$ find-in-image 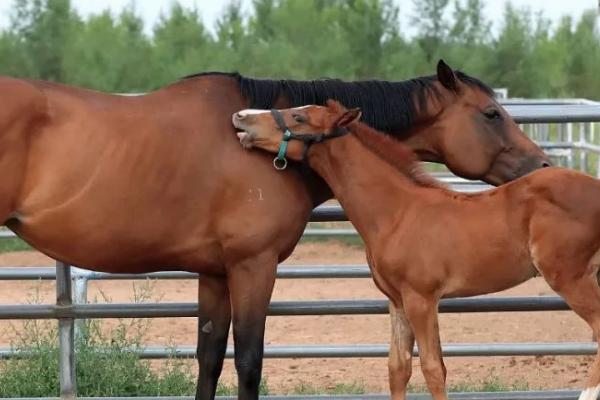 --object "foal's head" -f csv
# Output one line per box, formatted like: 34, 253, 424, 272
232, 102, 360, 164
